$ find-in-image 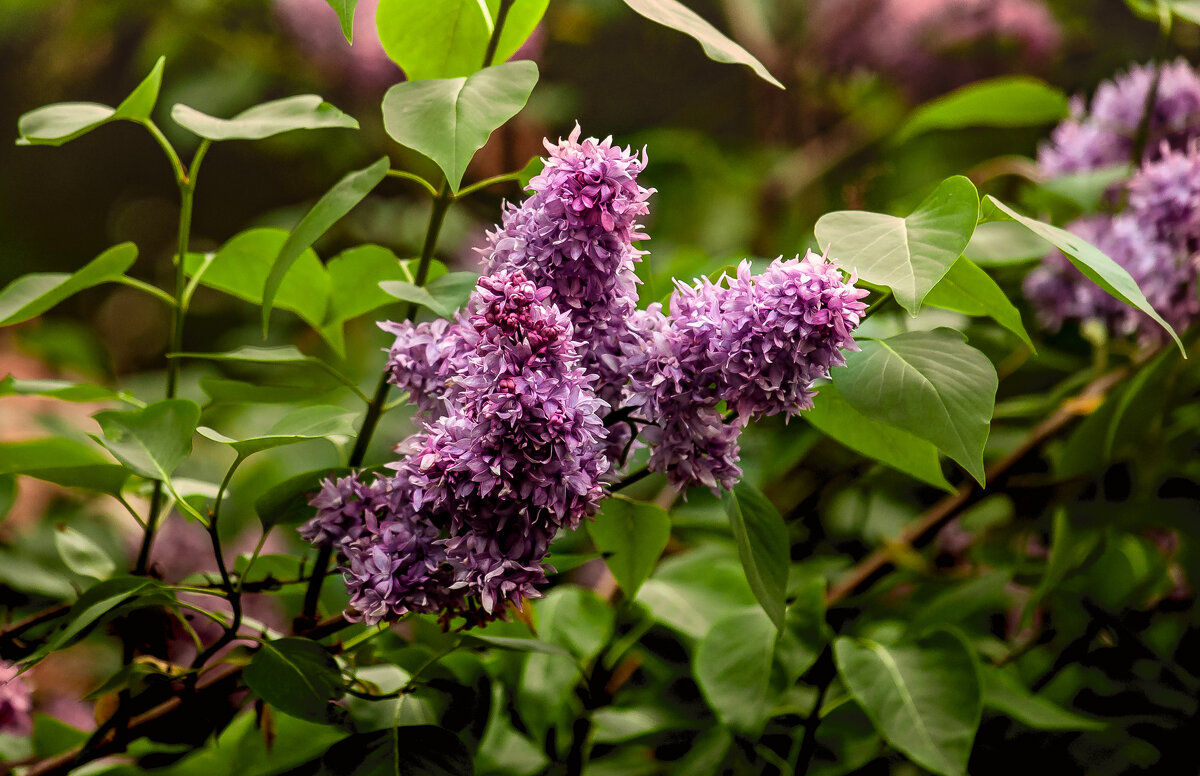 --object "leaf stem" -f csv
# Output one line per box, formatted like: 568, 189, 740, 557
482, 0, 516, 68
190, 457, 244, 668
455, 170, 522, 198
386, 168, 439, 198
